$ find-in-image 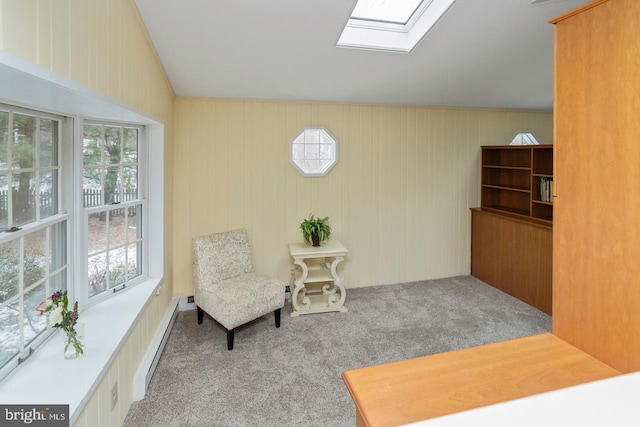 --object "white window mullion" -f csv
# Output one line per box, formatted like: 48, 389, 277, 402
6, 112, 14, 229
73, 116, 87, 309
35, 117, 41, 222
119, 126, 124, 203
105, 209, 110, 290
17, 236, 25, 358
44, 226, 51, 297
